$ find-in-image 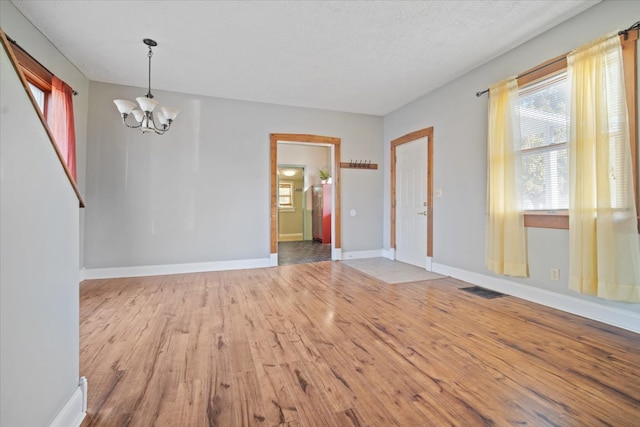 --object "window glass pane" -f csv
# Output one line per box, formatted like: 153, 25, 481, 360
517, 73, 569, 210
518, 74, 568, 149
28, 82, 45, 113
279, 182, 293, 208
520, 147, 568, 210
279, 196, 291, 205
